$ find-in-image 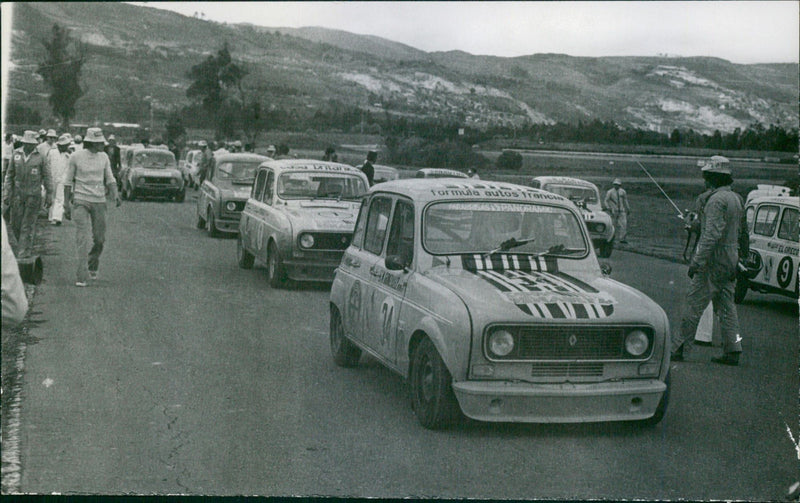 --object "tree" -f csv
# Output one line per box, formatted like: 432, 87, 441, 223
37, 23, 85, 127
496, 150, 523, 171
164, 111, 186, 144
185, 42, 247, 136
